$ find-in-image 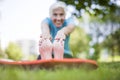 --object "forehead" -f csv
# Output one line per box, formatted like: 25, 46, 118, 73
52, 7, 65, 14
